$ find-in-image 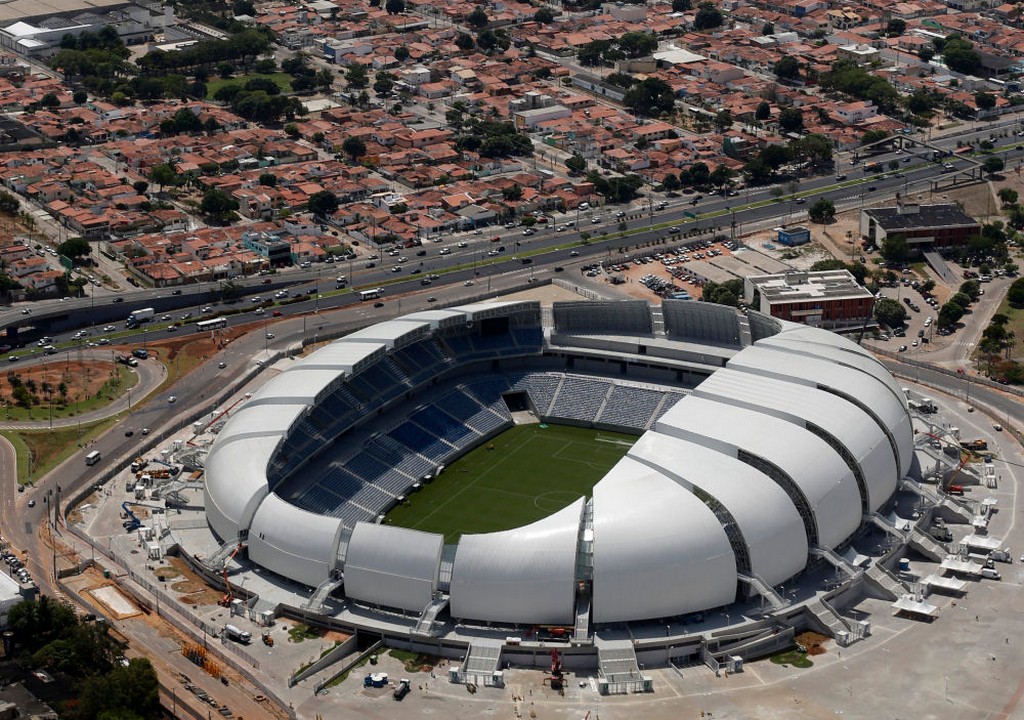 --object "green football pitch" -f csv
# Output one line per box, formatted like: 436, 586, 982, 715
384, 424, 637, 543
